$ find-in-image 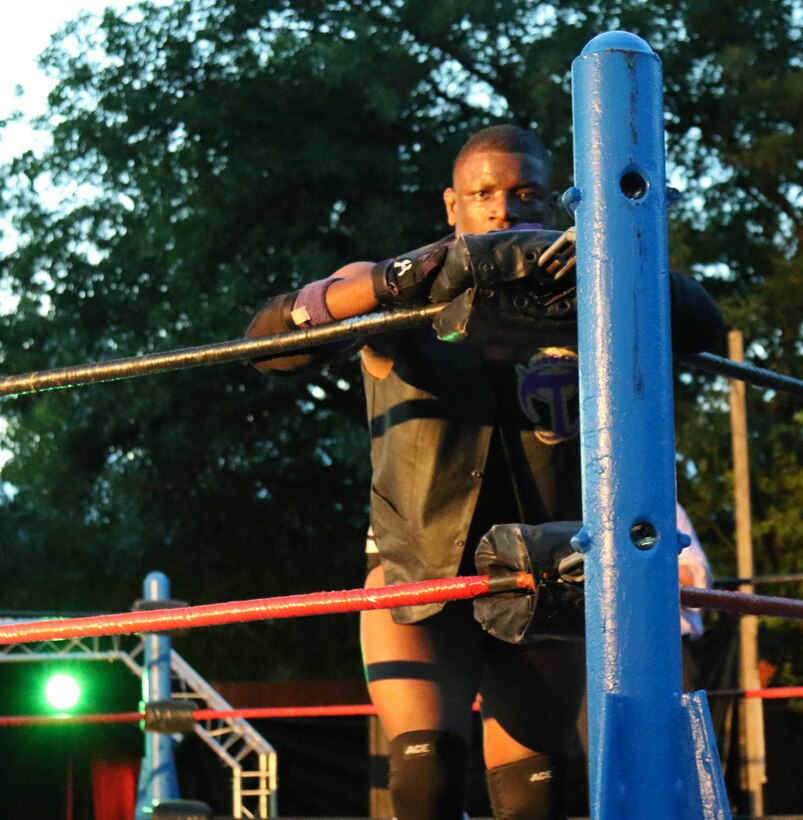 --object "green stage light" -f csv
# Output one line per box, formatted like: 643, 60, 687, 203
45, 673, 81, 711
